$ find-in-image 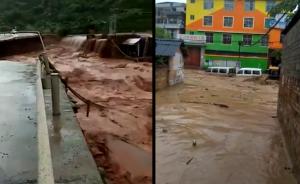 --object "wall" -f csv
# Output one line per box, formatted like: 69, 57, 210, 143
278, 17, 300, 182
188, 31, 268, 53
185, 0, 283, 53
205, 55, 268, 71
186, 0, 280, 33
156, 67, 169, 91
269, 28, 283, 49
